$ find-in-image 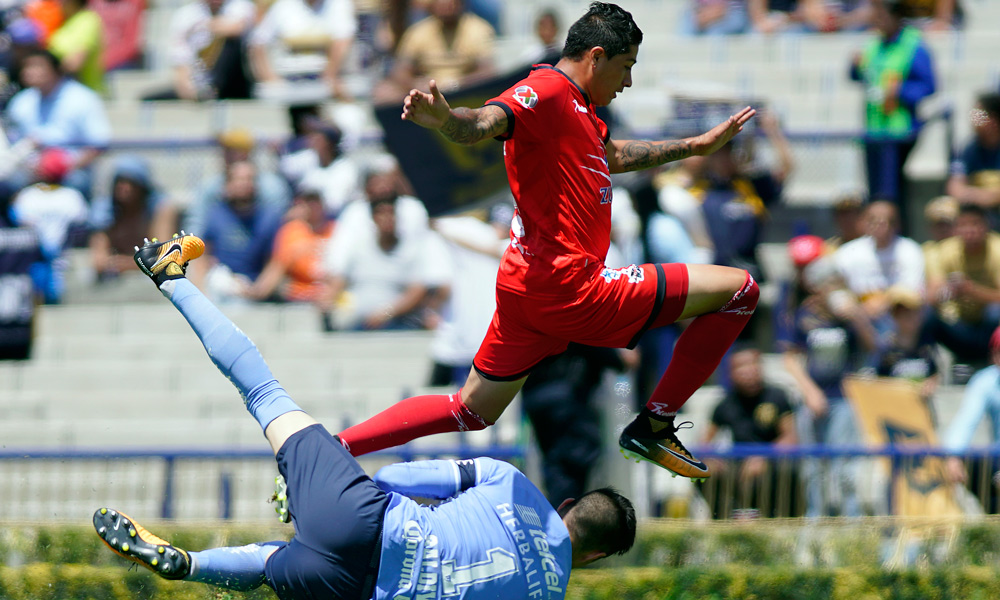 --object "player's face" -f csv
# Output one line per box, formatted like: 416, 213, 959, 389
590, 45, 637, 106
